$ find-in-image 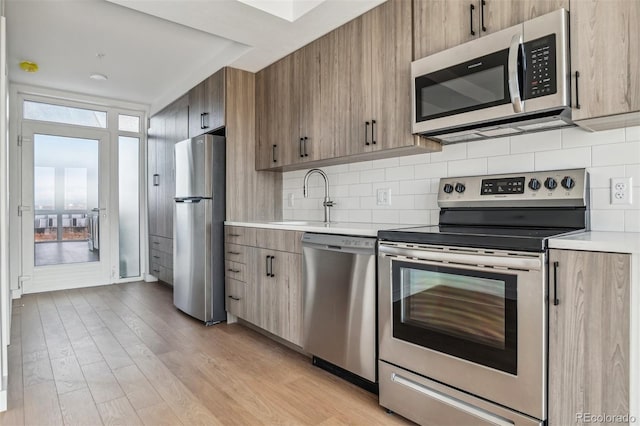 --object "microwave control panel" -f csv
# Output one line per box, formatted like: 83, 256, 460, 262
524, 34, 557, 99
